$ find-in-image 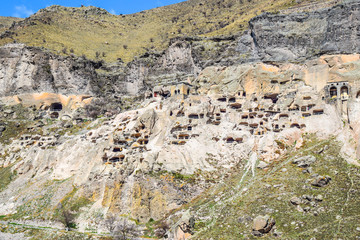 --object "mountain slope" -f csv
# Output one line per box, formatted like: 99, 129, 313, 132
0, 17, 22, 31
0, 0, 330, 63
164, 136, 360, 239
